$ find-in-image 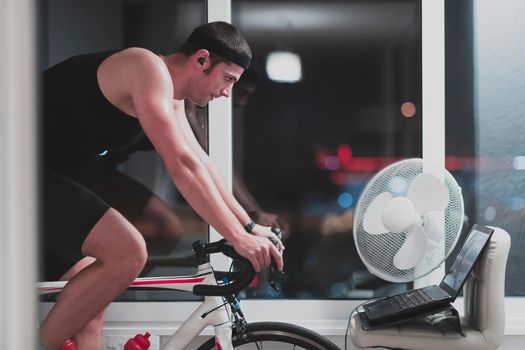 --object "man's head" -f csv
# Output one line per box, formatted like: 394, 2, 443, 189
178, 21, 252, 107
179, 21, 252, 71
